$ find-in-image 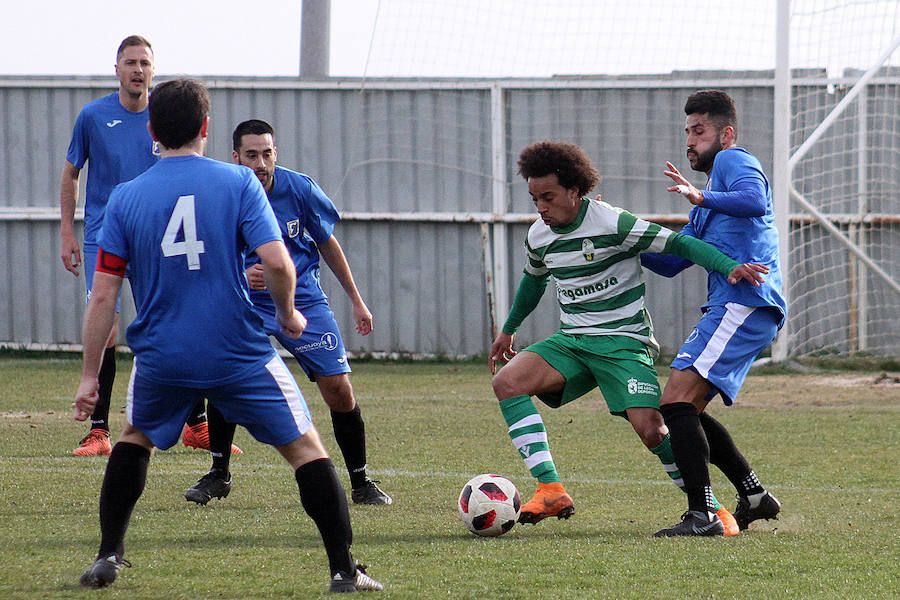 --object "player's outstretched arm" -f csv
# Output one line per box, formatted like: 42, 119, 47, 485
318, 235, 373, 335
60, 161, 82, 276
